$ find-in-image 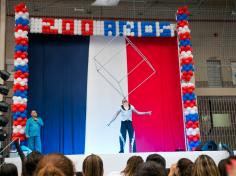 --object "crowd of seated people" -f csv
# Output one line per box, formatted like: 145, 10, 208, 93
0, 152, 236, 176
